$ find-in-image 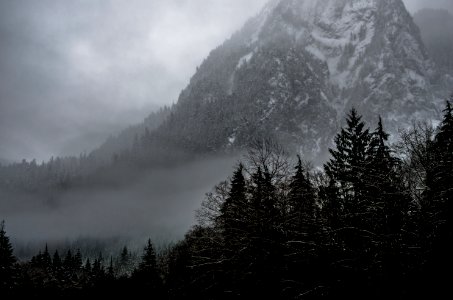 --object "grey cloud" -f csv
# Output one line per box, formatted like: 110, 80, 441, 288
404, 0, 453, 13
0, 0, 266, 162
